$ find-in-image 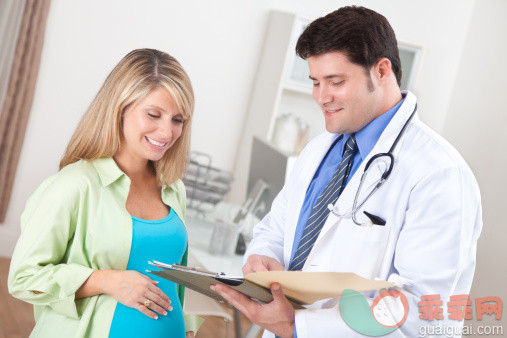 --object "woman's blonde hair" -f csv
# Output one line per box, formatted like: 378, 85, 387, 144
60, 48, 194, 186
